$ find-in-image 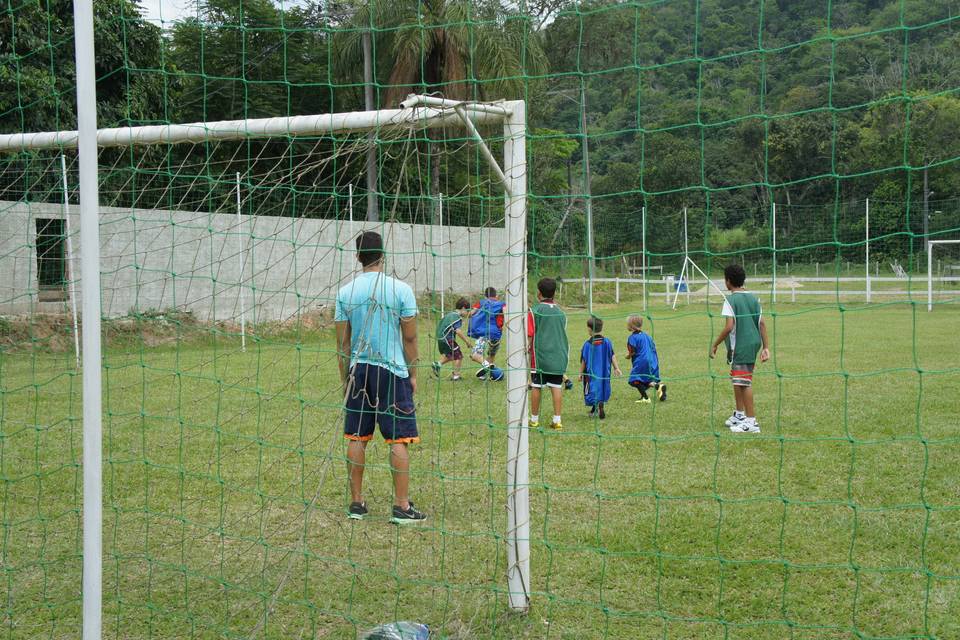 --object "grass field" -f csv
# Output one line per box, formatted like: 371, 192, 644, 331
2, 298, 959, 639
